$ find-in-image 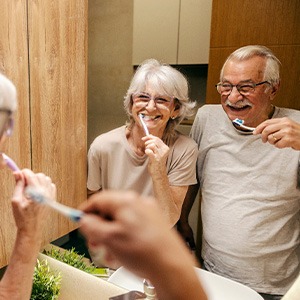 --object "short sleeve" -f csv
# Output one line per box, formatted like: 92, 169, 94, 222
87, 142, 102, 191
